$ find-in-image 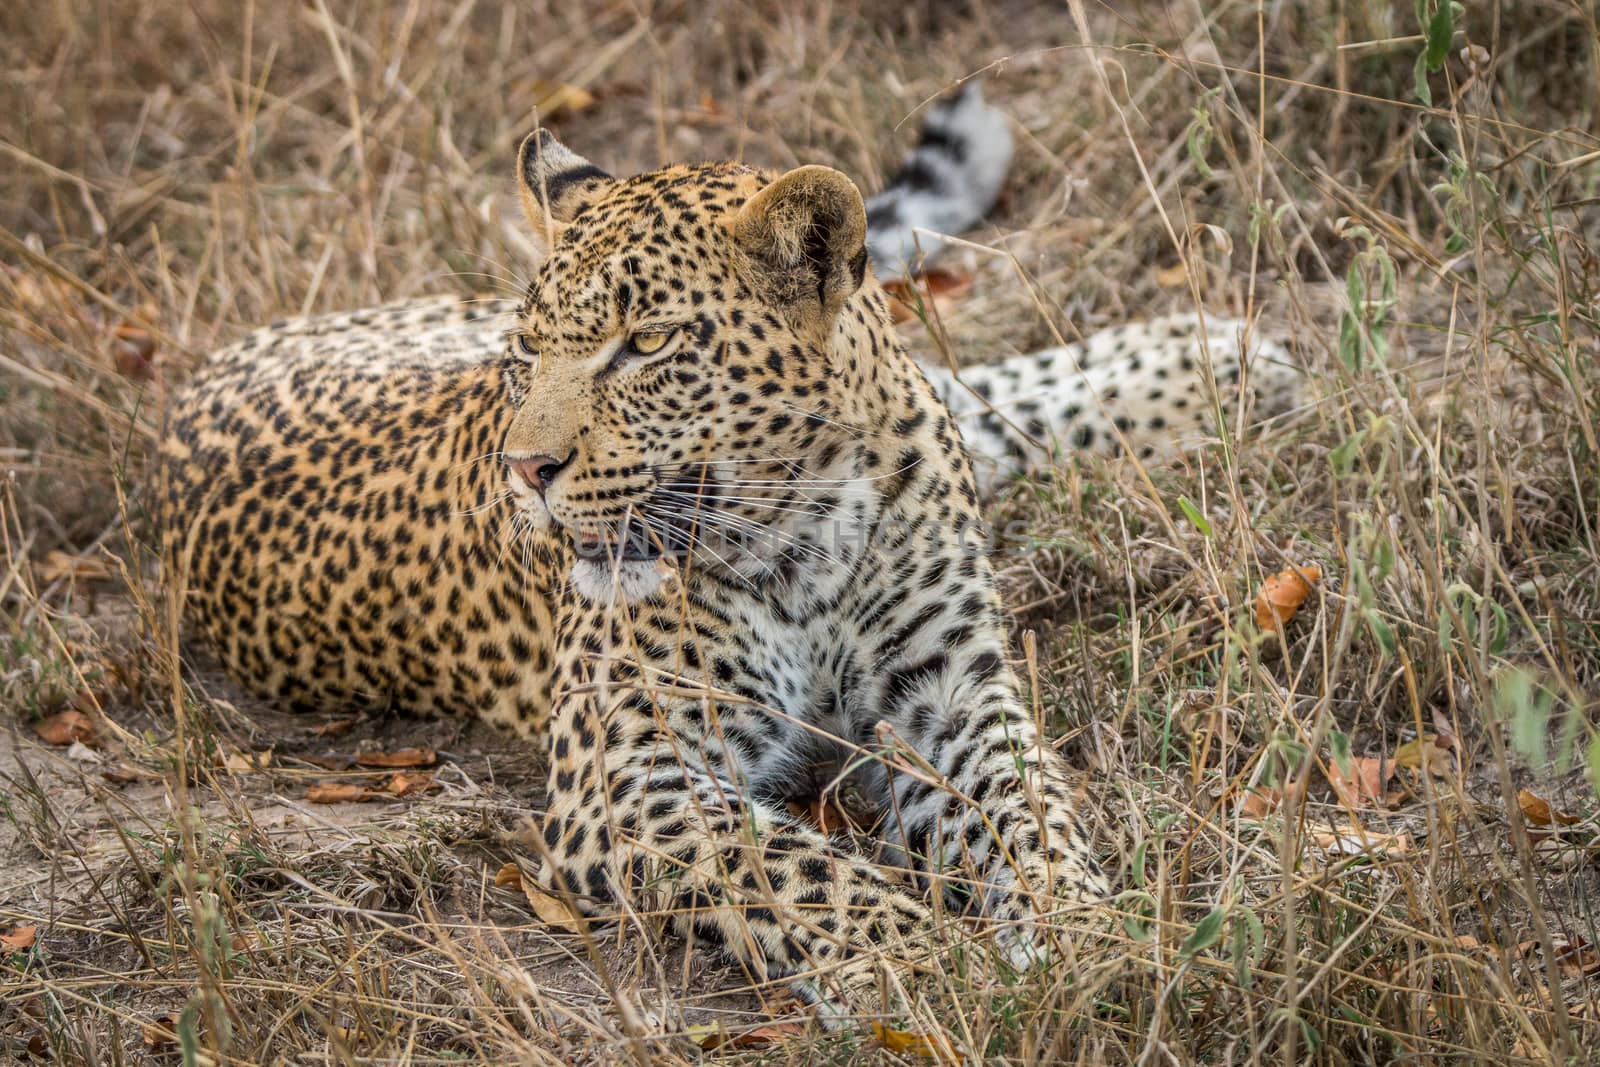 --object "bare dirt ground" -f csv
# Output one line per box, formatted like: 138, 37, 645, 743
4, 0, 1600, 1063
